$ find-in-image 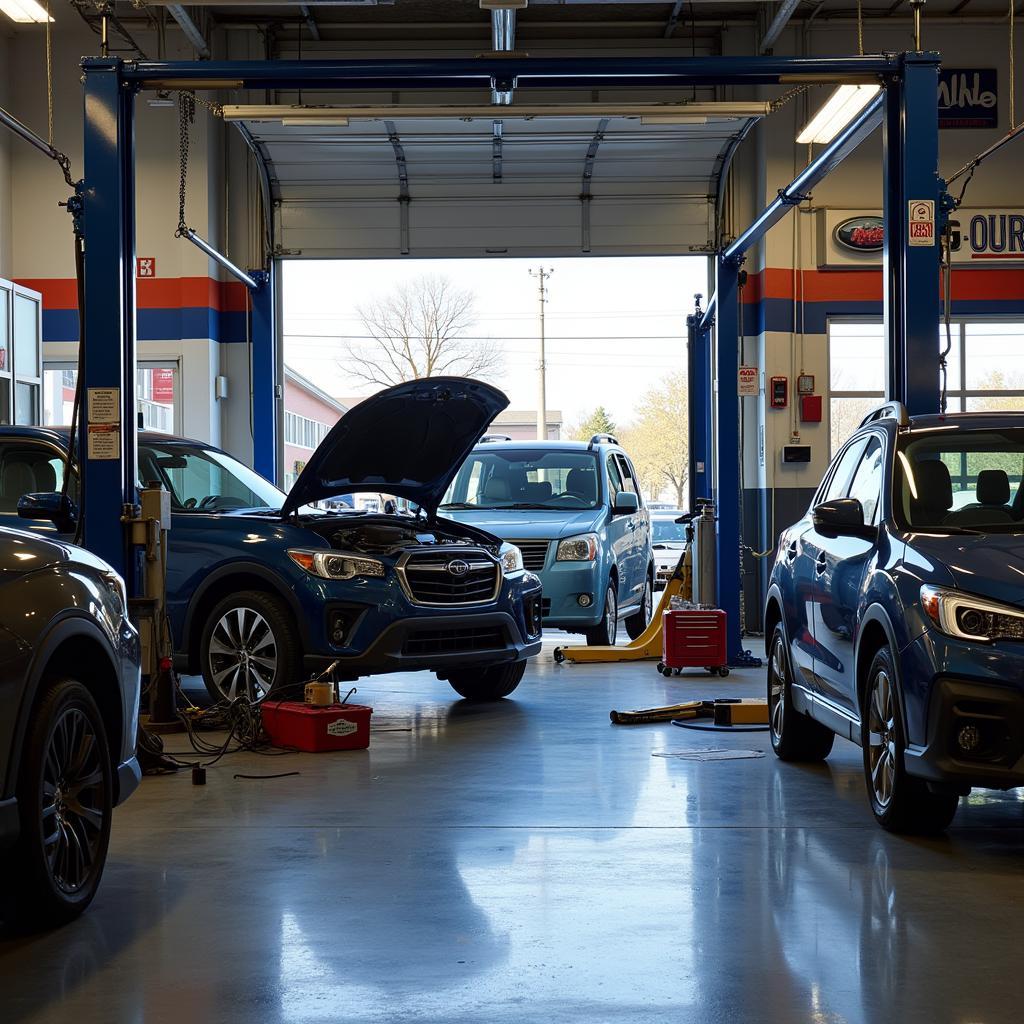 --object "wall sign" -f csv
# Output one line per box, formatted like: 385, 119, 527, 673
908, 200, 936, 247
738, 365, 759, 396
136, 257, 157, 278
819, 209, 1024, 268
939, 68, 998, 129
